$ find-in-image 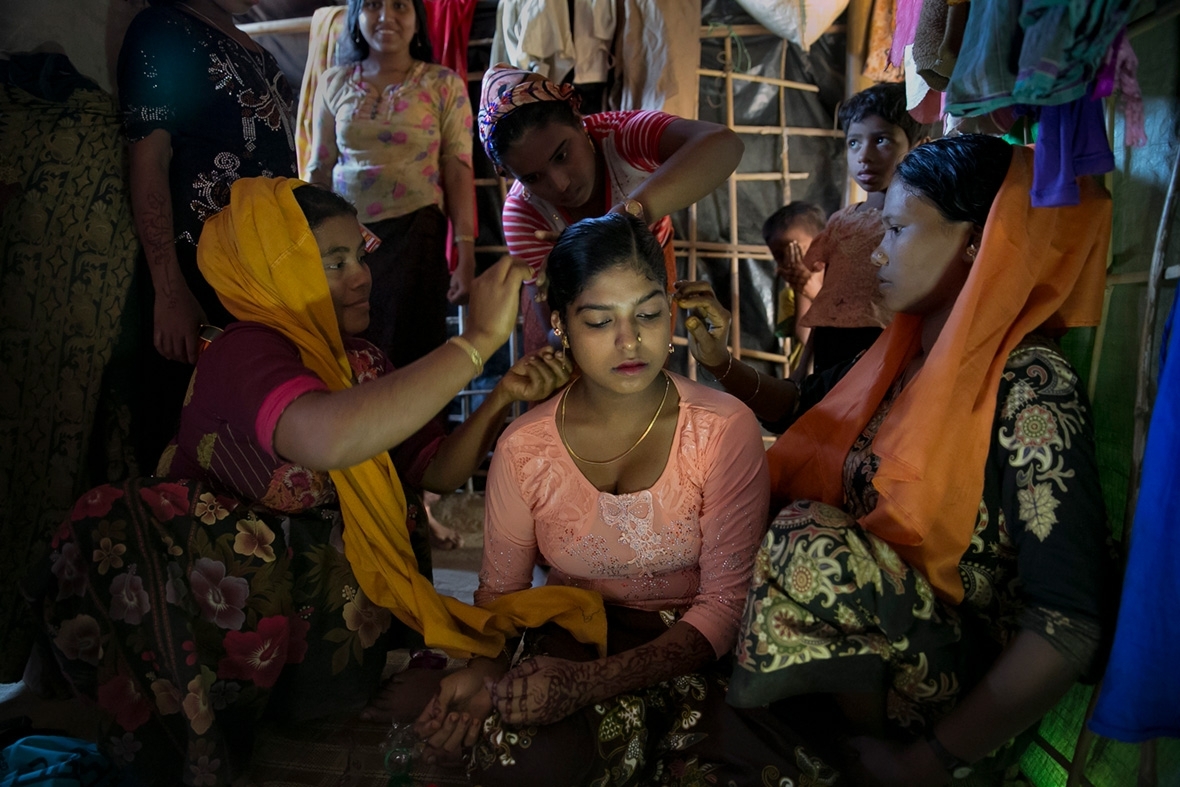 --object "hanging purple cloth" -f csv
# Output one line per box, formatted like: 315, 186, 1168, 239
1031, 94, 1113, 207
